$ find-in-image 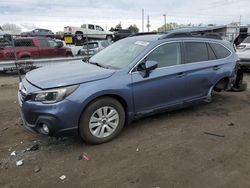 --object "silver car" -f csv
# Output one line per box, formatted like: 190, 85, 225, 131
77, 40, 111, 56
236, 36, 250, 69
